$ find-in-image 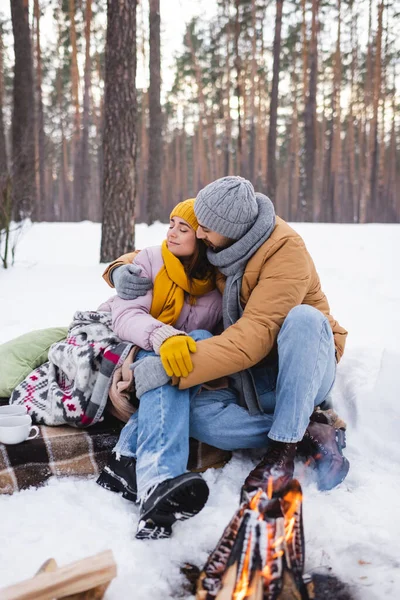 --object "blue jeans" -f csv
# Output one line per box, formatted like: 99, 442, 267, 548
114, 305, 336, 498
114, 330, 208, 500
